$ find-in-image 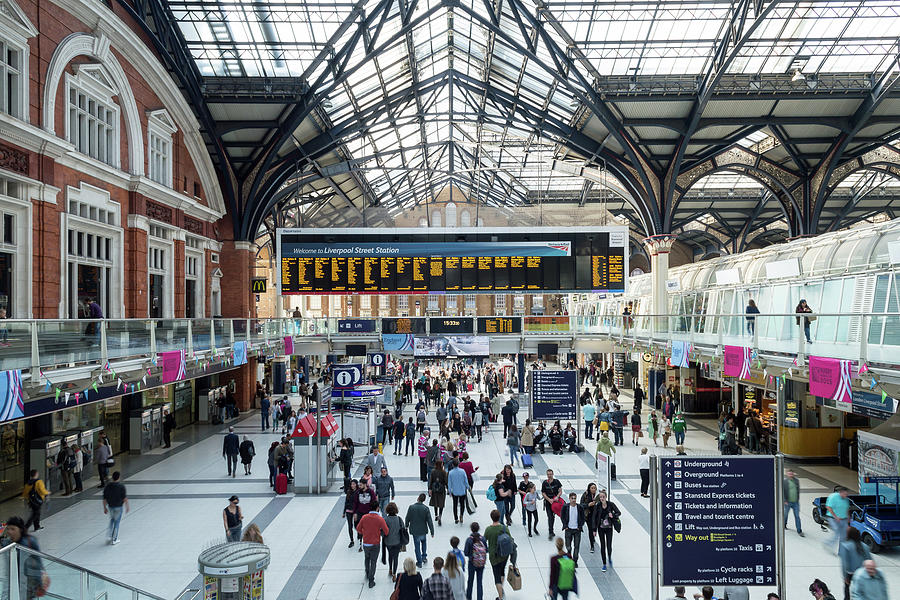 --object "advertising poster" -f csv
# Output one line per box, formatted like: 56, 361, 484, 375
233, 341, 248, 366
524, 316, 571, 332
0, 369, 25, 423
808, 356, 853, 405
282, 336, 294, 356
723, 345, 750, 379
858, 431, 900, 494
382, 334, 414, 353
160, 350, 187, 384
669, 341, 689, 368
